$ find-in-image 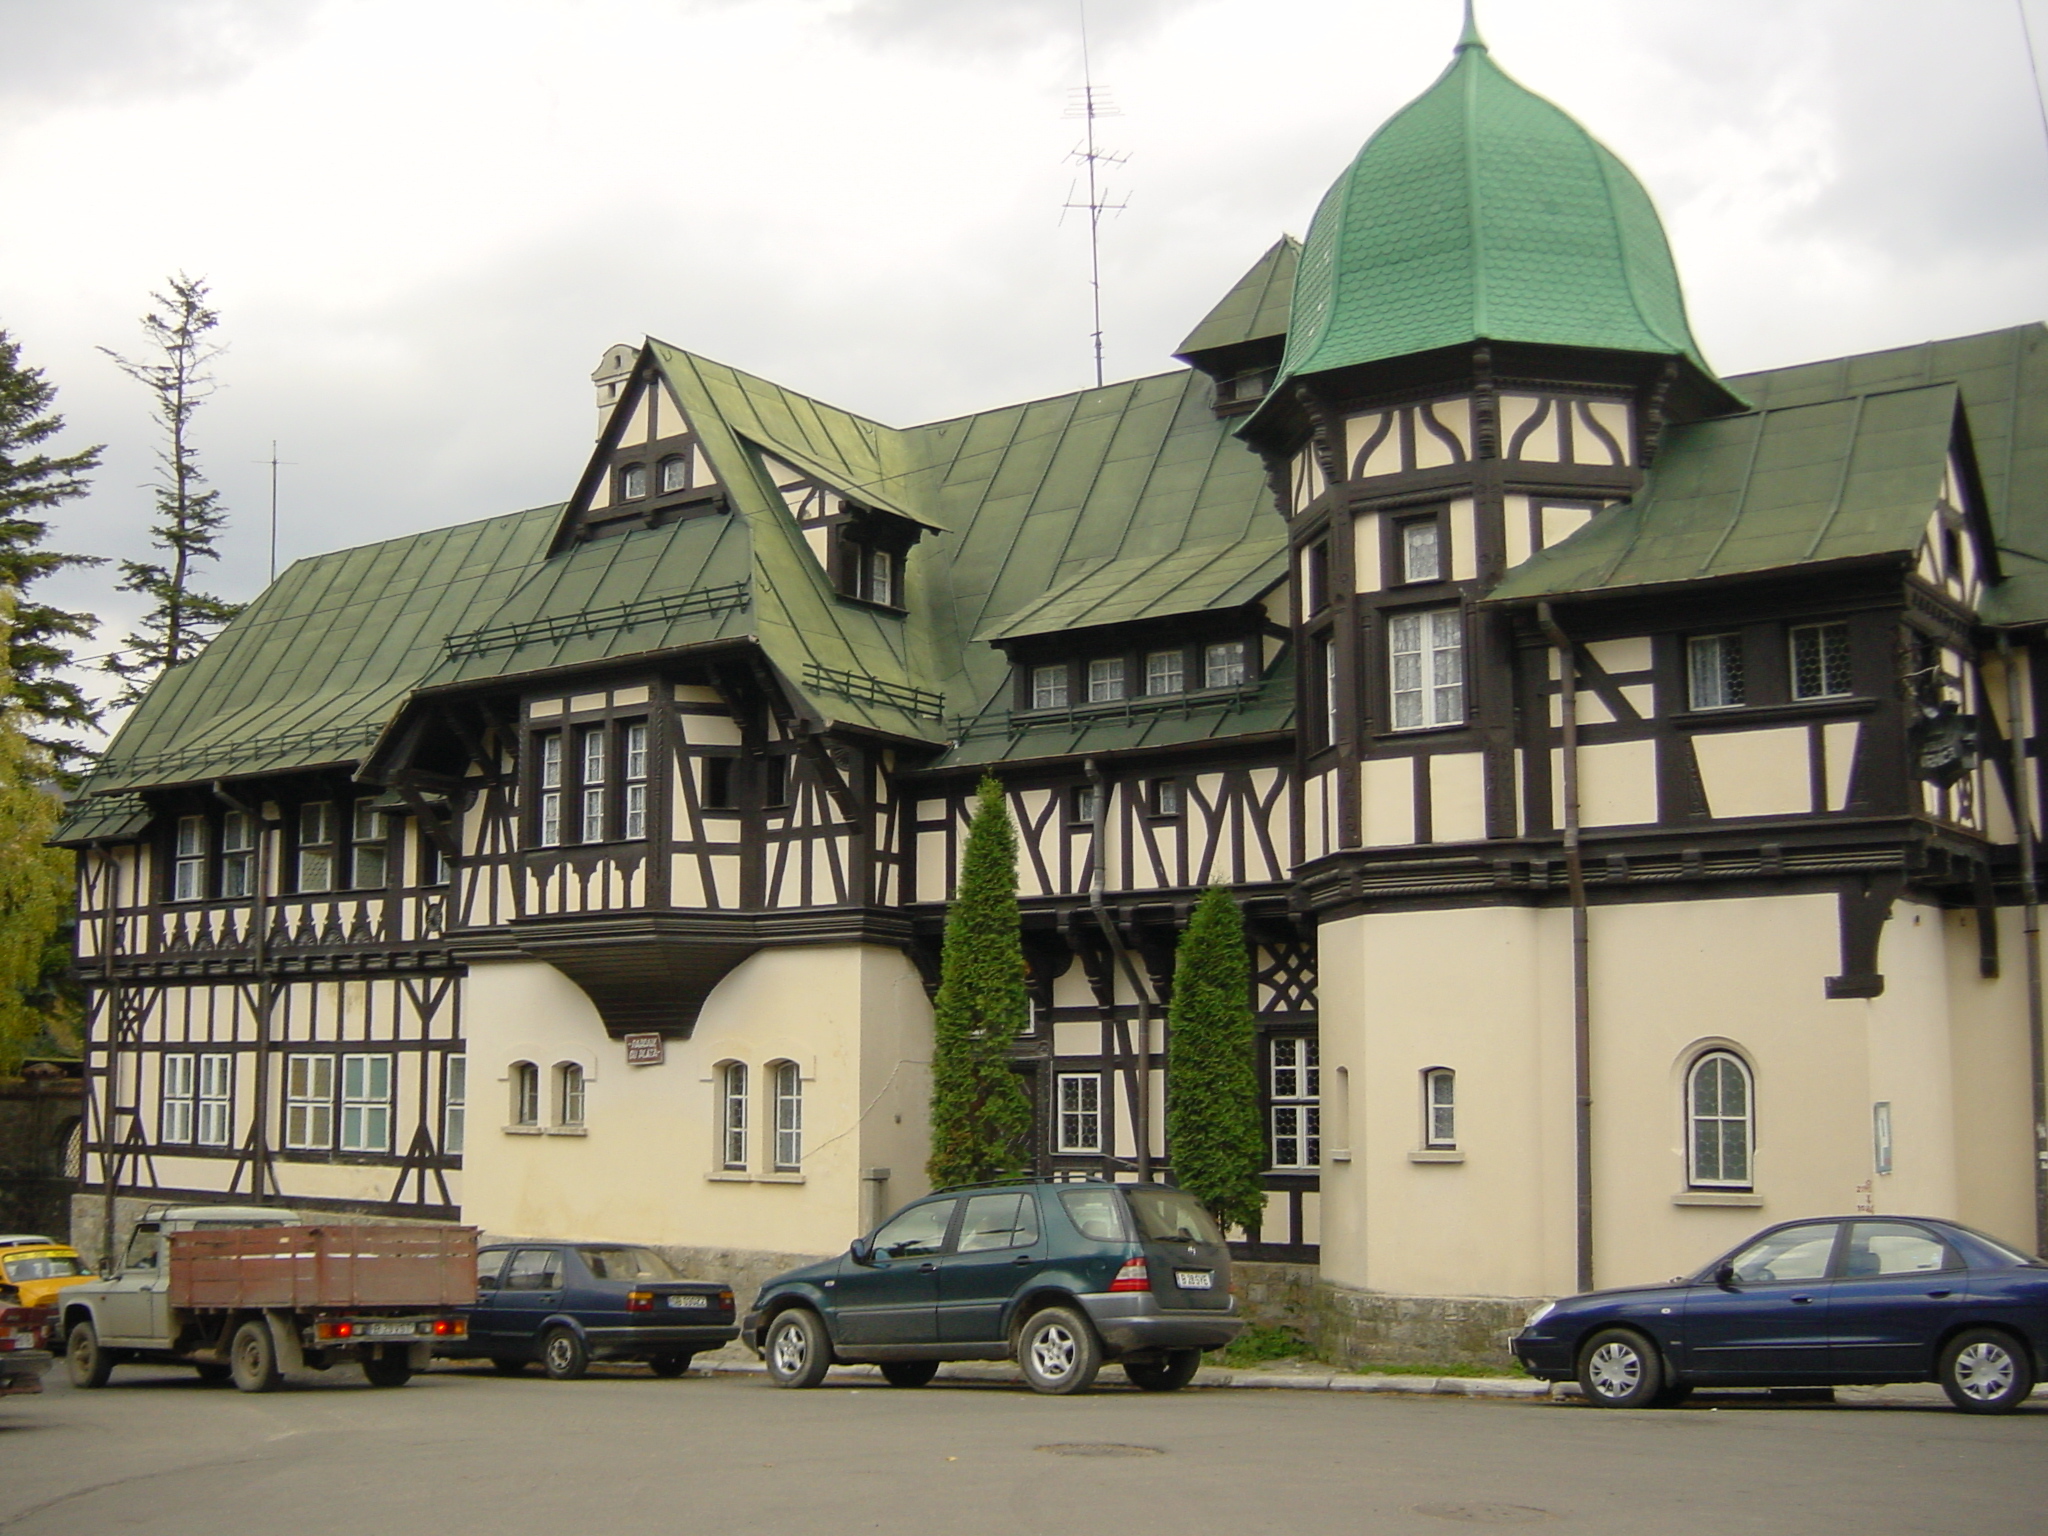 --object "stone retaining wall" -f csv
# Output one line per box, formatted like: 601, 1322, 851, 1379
1233, 1260, 1541, 1372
